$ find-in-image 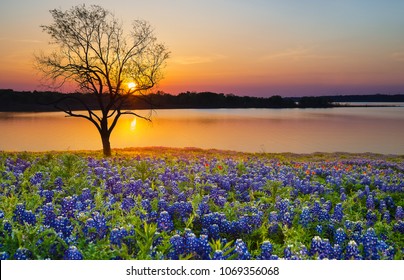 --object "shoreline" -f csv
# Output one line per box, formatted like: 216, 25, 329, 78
0, 103, 402, 113
2, 146, 403, 161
